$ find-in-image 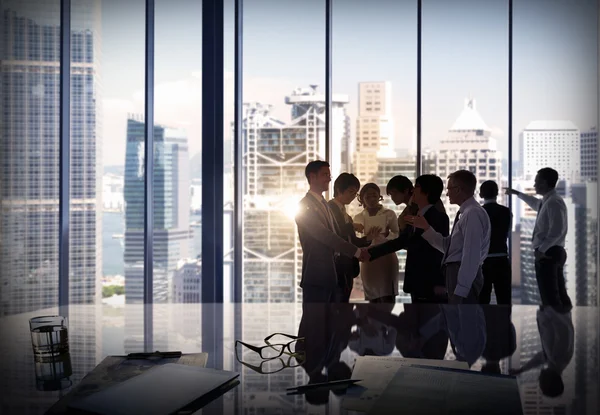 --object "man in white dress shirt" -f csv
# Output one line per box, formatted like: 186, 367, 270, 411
505, 167, 572, 312
406, 170, 491, 304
